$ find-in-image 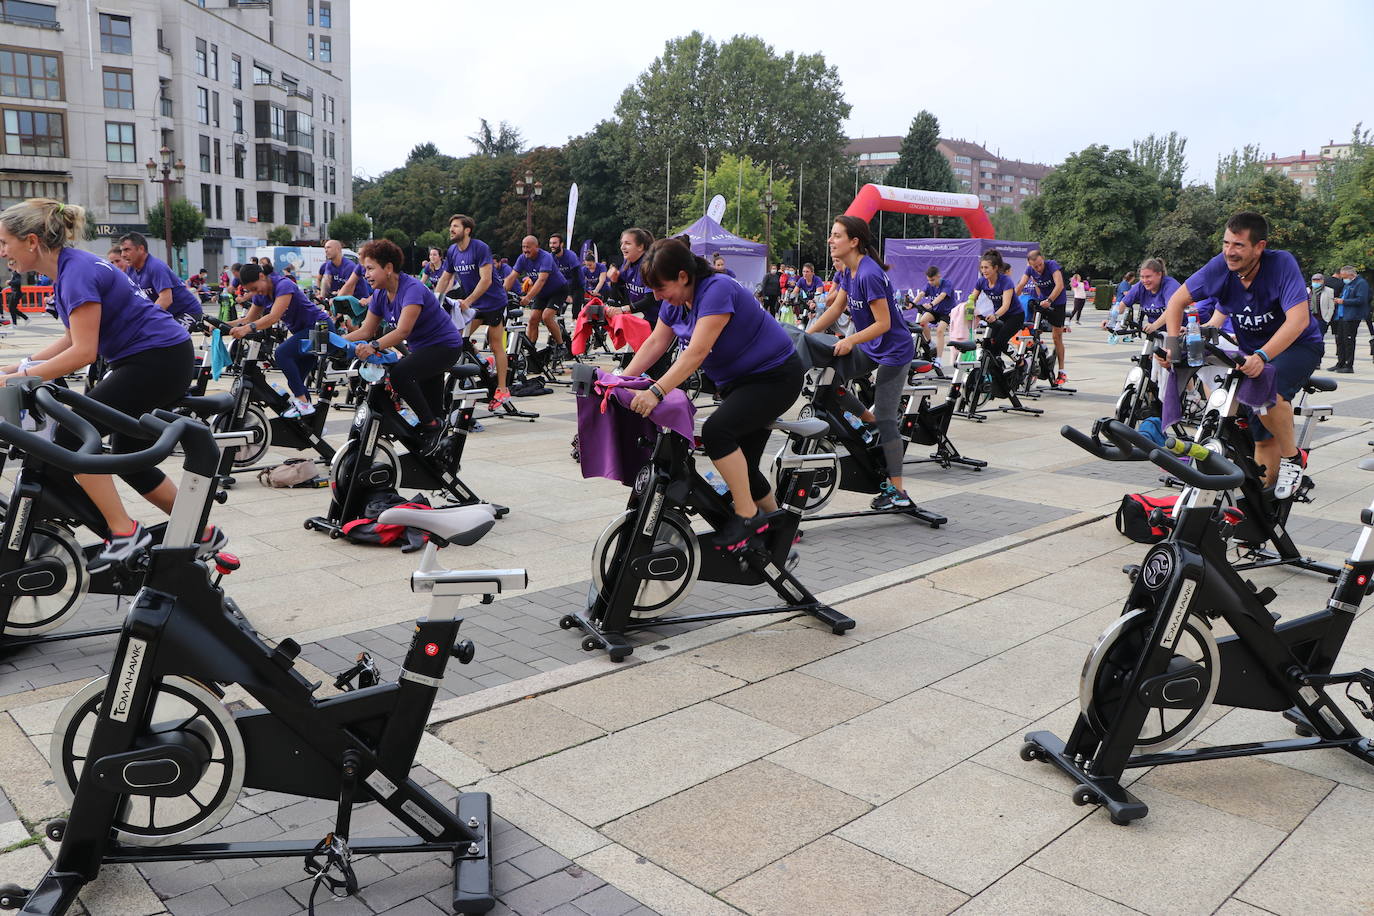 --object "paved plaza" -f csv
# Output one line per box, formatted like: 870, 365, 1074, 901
1, 316, 1373, 915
